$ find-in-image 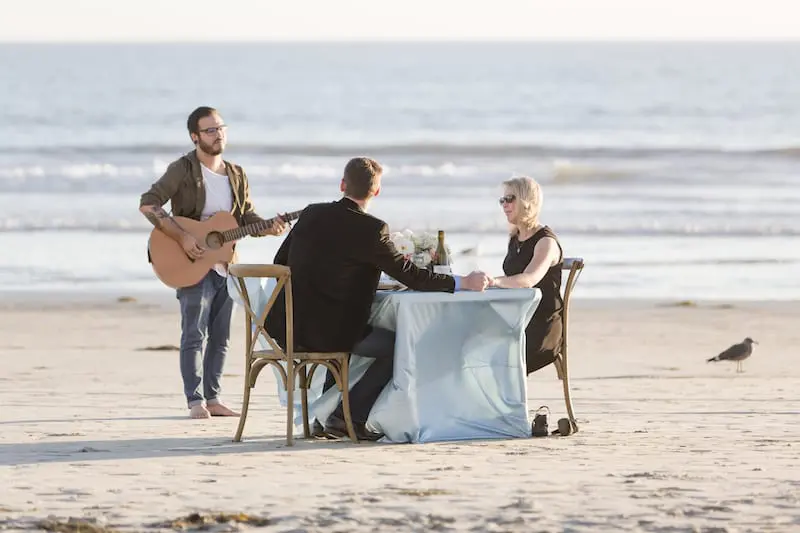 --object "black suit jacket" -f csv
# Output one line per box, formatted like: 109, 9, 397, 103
266, 198, 455, 352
